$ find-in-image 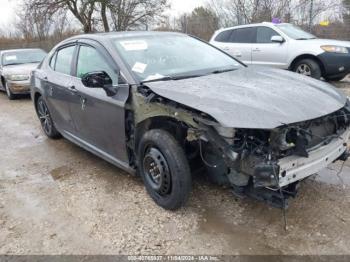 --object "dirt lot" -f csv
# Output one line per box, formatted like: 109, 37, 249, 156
1, 77, 350, 255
